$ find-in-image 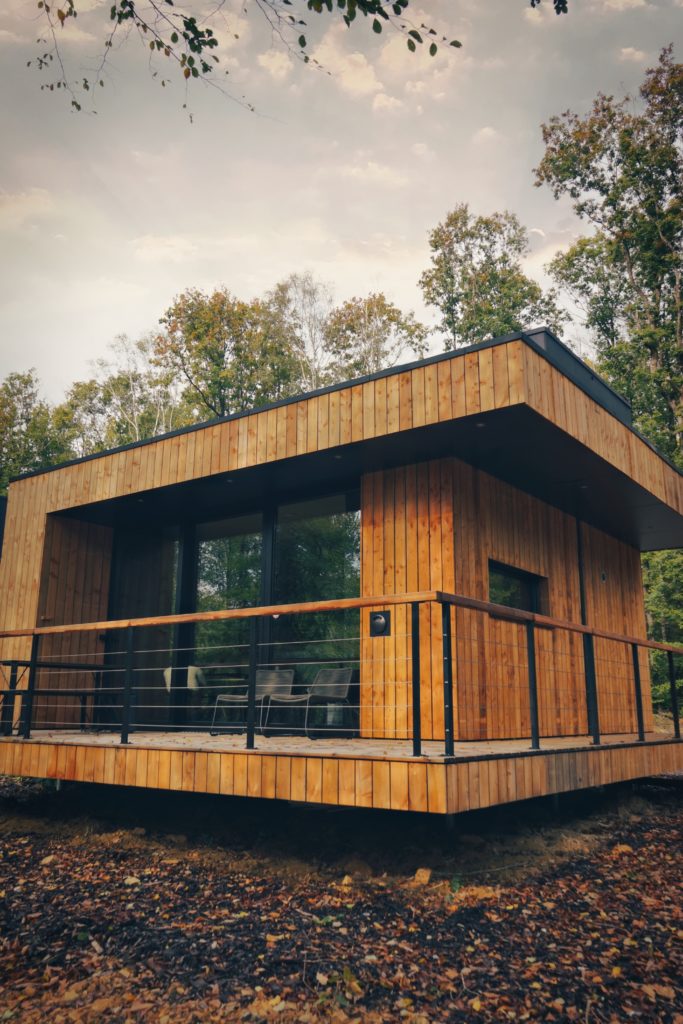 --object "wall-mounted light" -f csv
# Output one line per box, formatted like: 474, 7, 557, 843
369, 611, 391, 637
